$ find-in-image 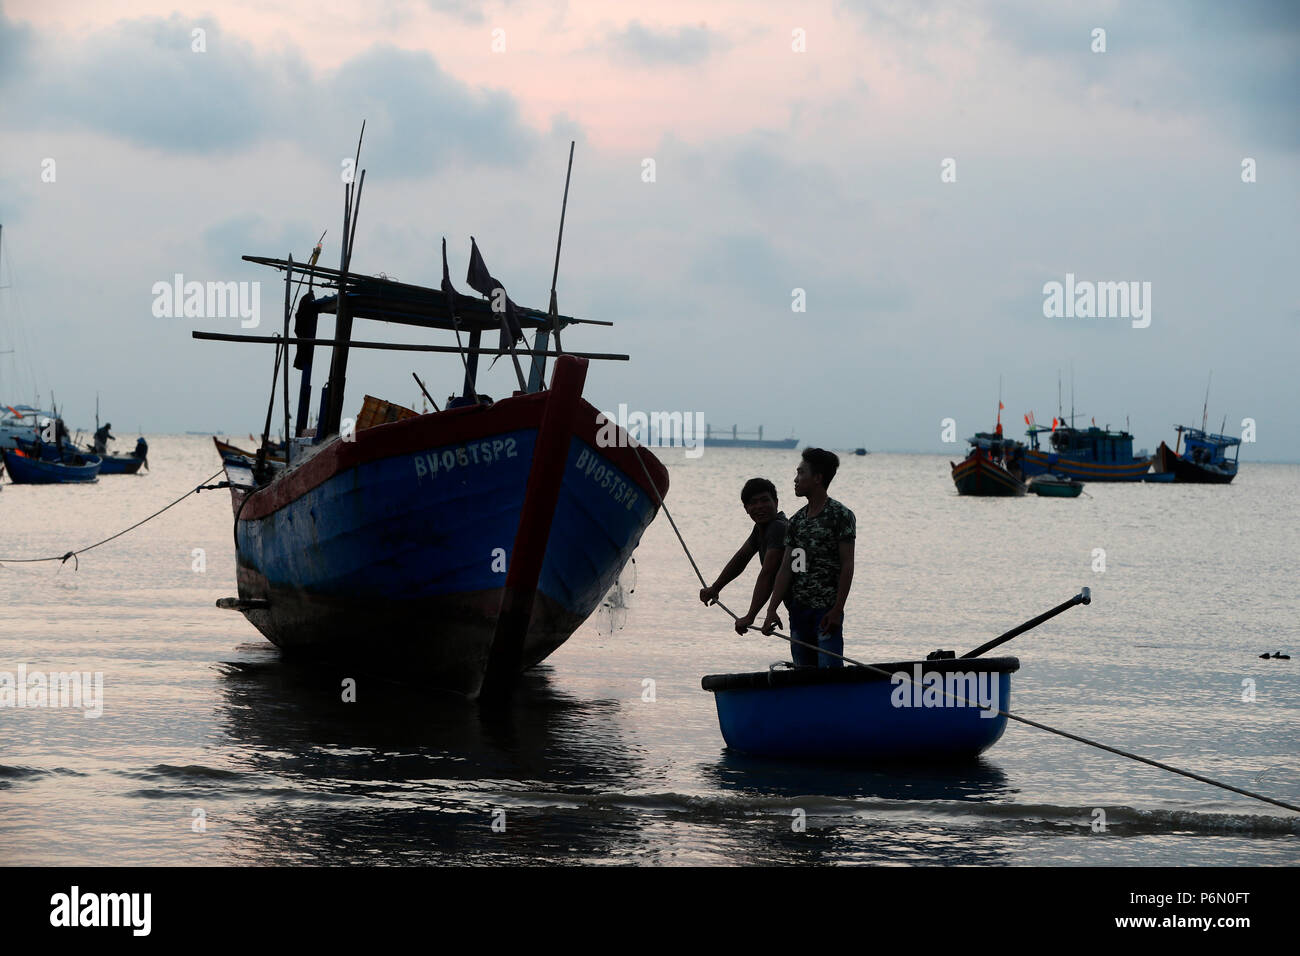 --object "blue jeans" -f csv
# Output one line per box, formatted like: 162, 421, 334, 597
788, 601, 843, 668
